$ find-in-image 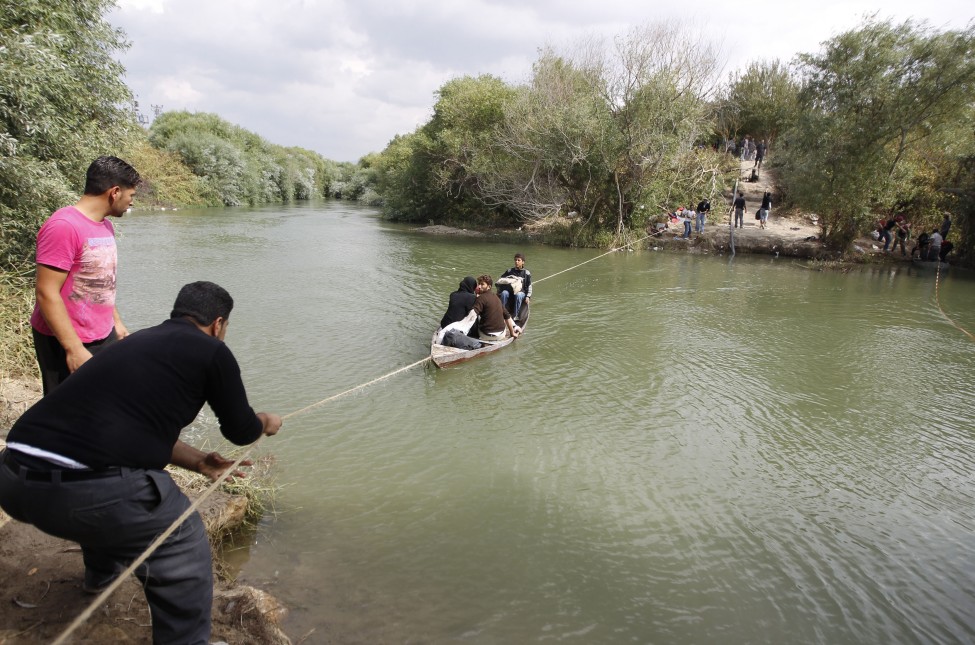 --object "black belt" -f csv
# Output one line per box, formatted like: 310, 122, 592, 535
1, 451, 123, 482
